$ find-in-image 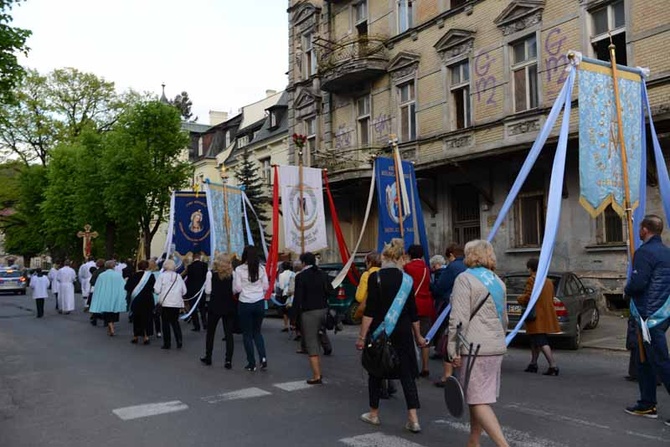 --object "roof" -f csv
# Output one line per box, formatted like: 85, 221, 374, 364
252, 90, 289, 144
181, 122, 211, 133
